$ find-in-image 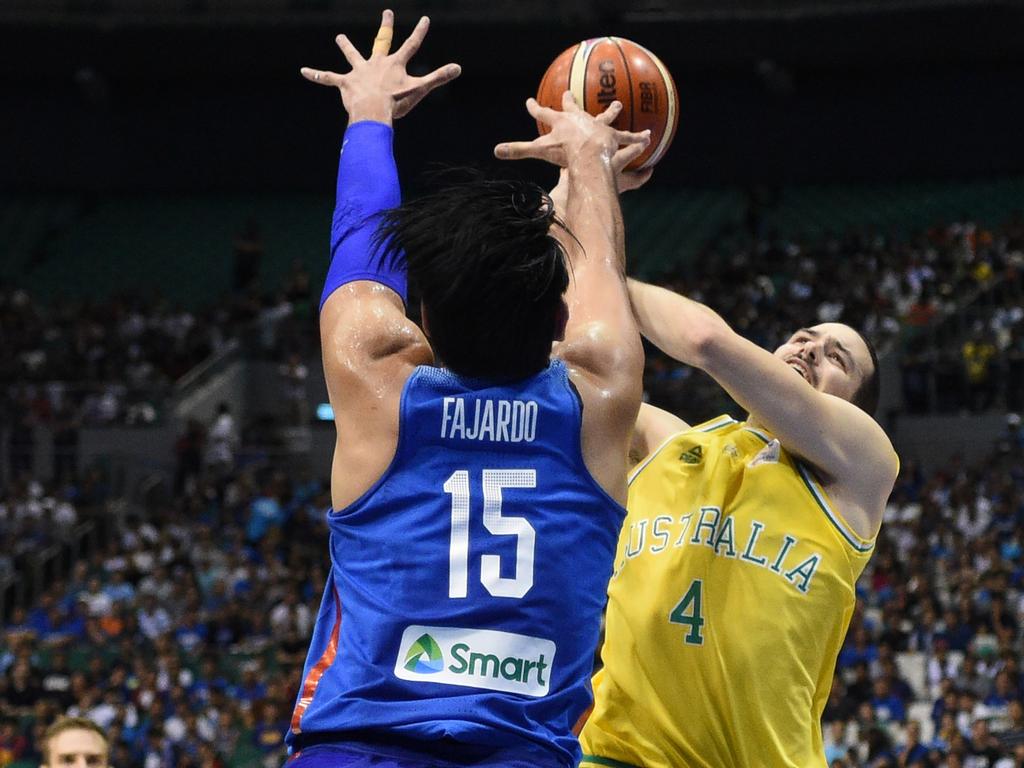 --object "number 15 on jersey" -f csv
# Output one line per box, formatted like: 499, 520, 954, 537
444, 469, 537, 600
